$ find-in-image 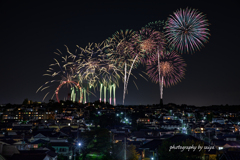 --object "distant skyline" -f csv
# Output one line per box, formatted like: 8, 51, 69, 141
0, 1, 240, 106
